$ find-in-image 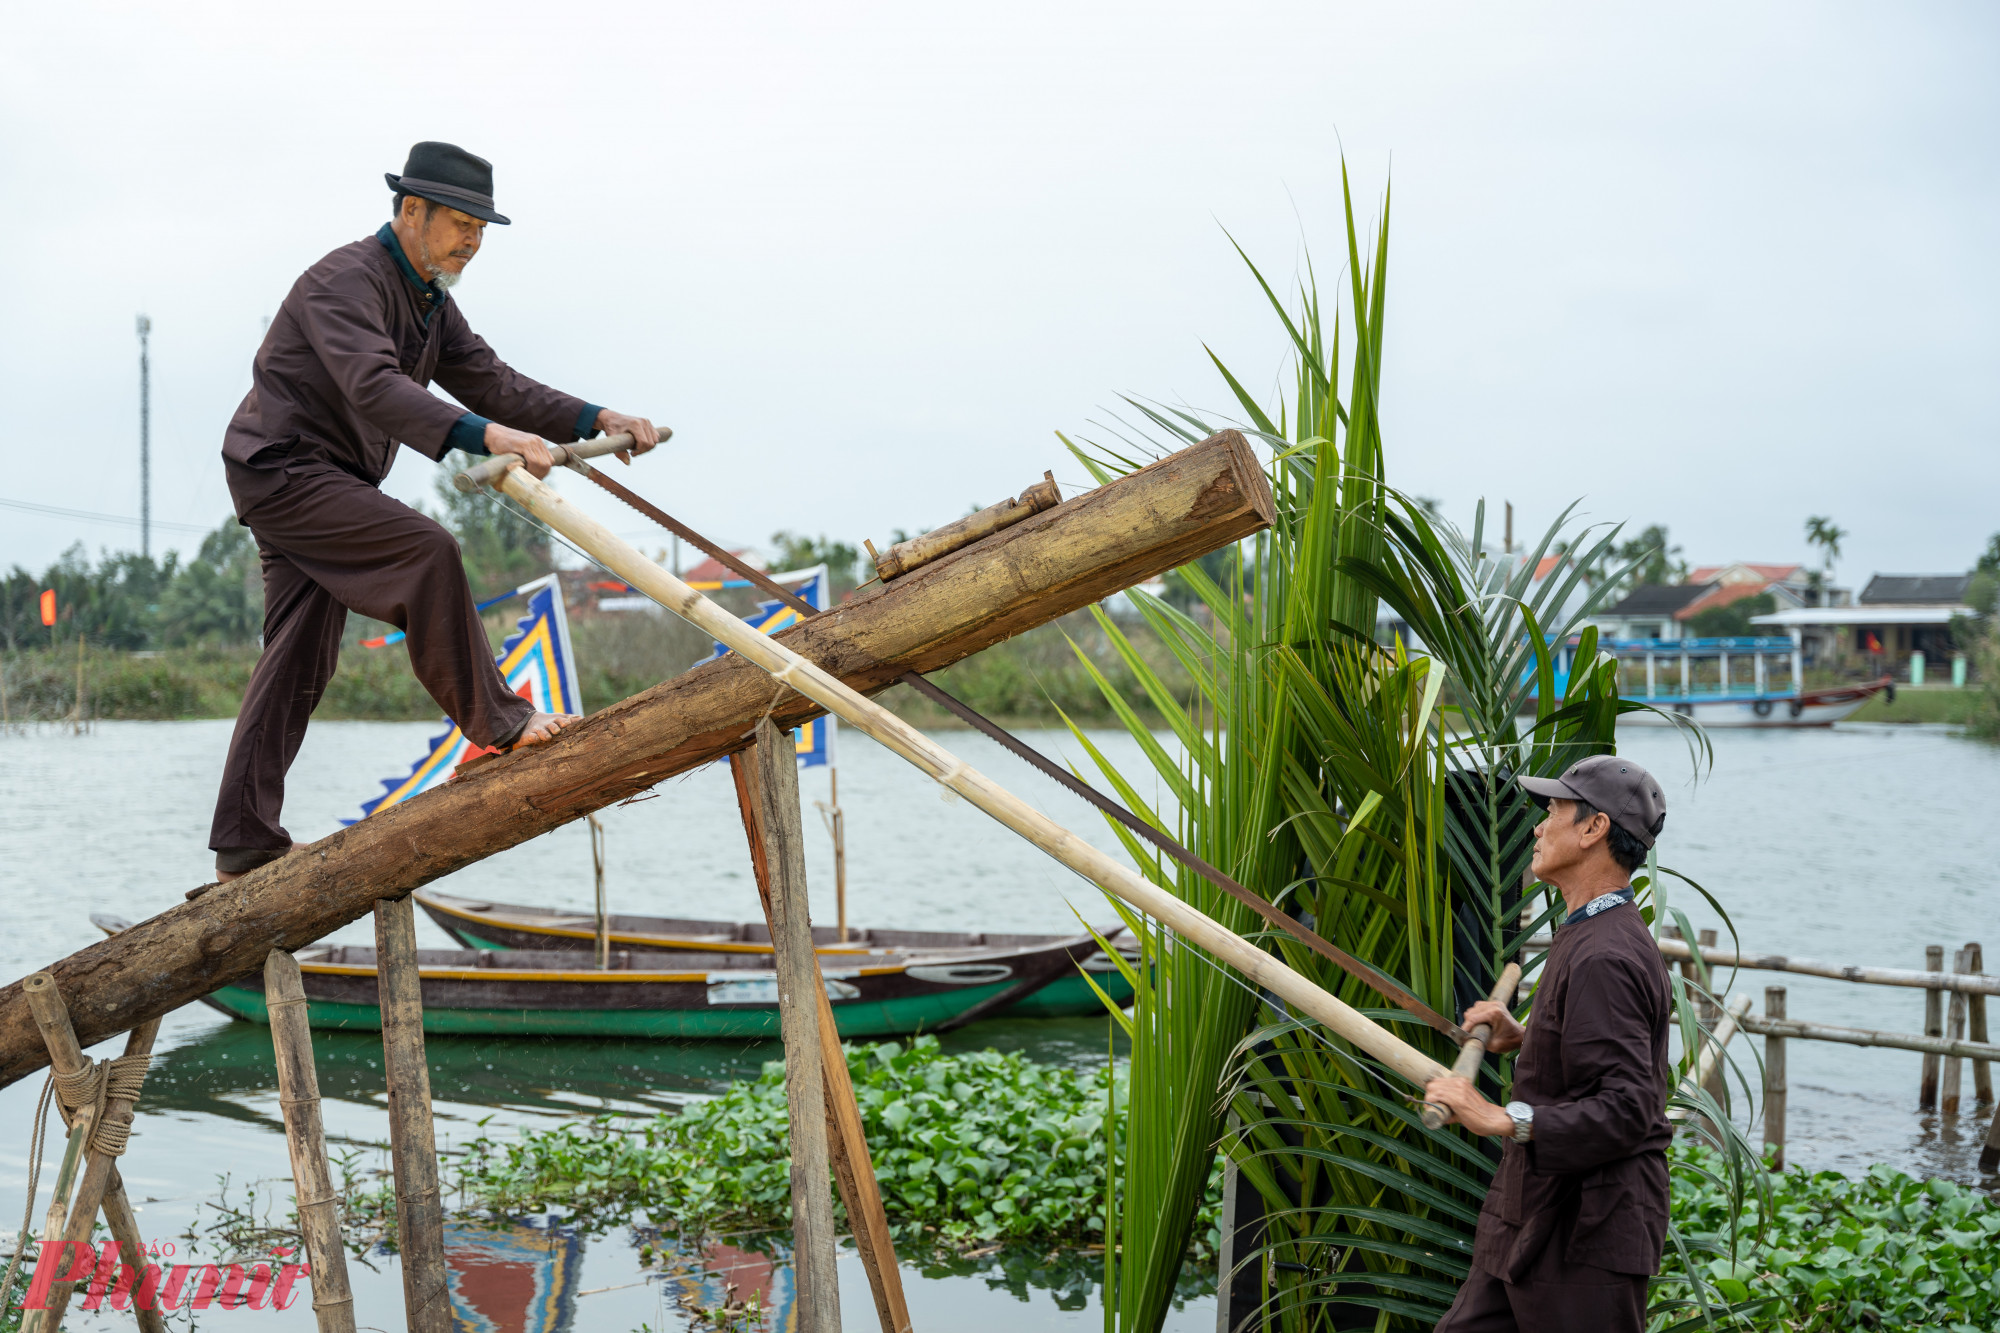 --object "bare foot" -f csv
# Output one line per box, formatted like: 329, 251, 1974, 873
208, 842, 307, 890
510, 712, 580, 749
